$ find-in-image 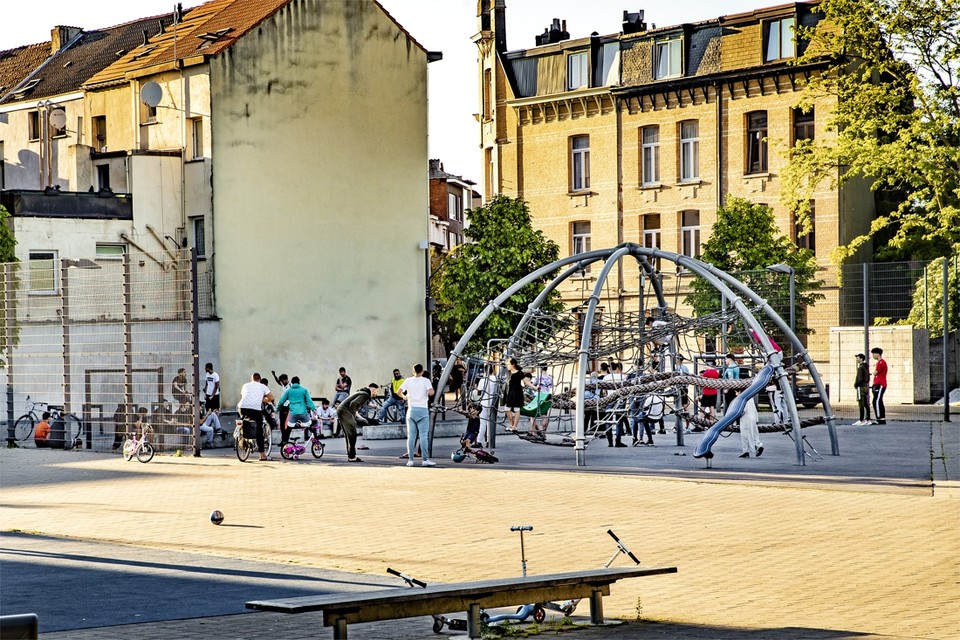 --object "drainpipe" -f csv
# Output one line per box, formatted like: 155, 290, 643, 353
715, 81, 723, 208
616, 96, 625, 322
